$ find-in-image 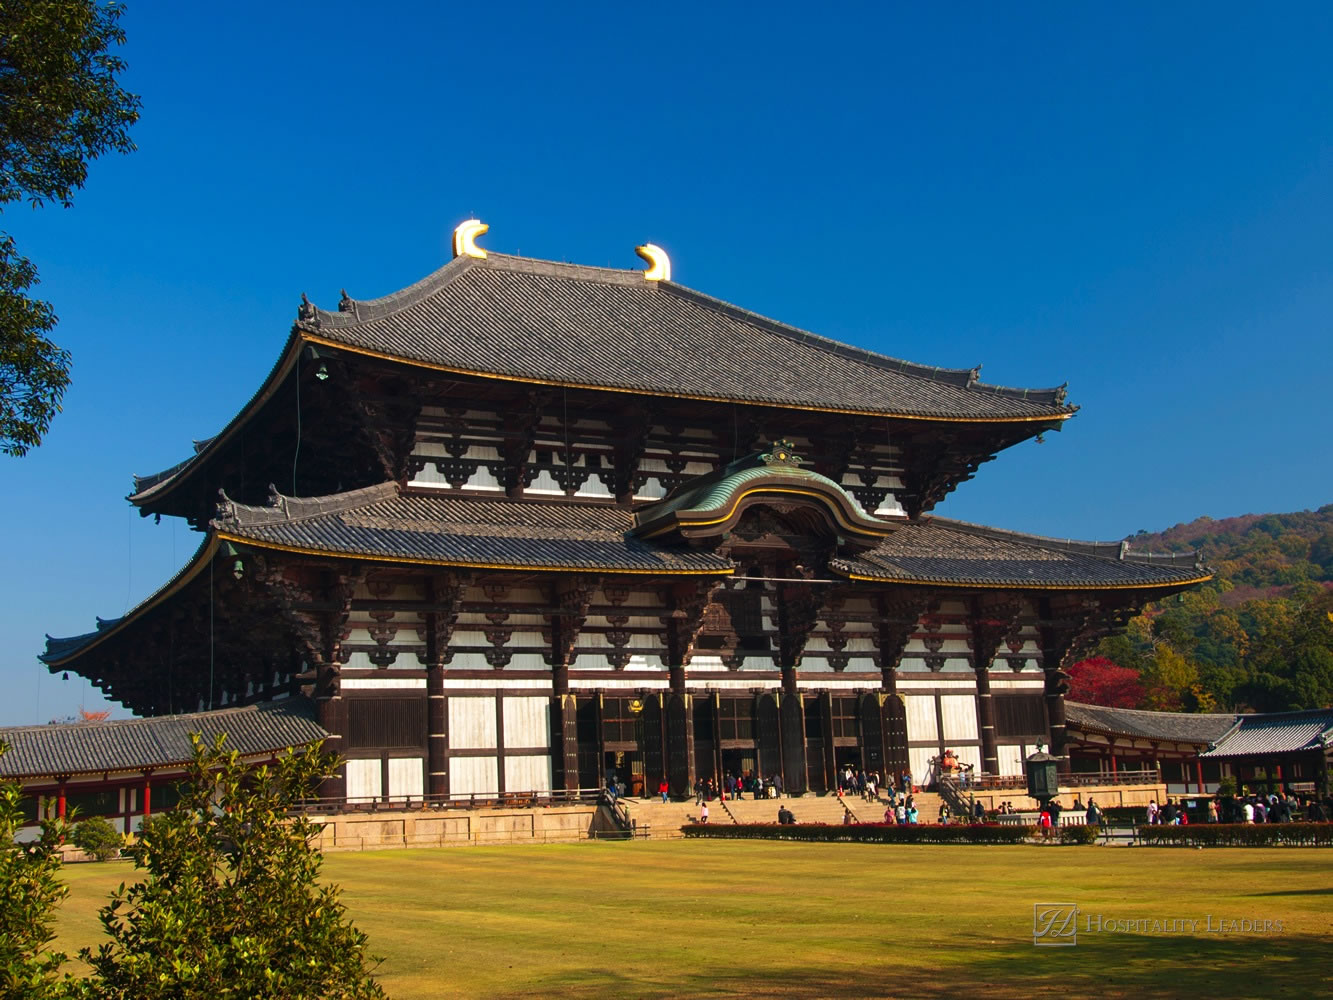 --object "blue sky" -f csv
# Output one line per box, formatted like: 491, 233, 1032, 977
3, 3, 1331, 725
